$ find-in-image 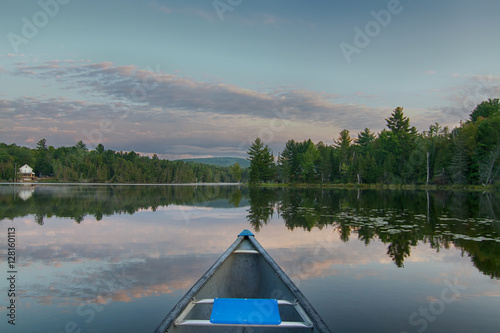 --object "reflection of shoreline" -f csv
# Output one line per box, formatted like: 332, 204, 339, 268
0, 184, 248, 223
2, 186, 499, 280
246, 188, 500, 275
2, 187, 498, 333
0, 182, 242, 186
